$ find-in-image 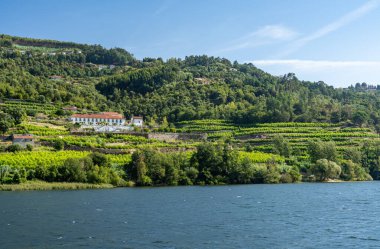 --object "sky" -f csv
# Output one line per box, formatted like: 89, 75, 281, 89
1, 0, 380, 87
